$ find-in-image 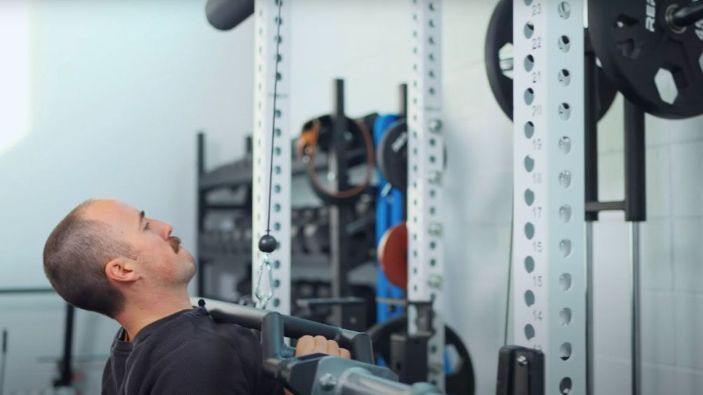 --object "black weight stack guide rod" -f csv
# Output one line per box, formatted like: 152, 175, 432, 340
329, 79, 354, 328
625, 100, 645, 395
584, 29, 646, 395
196, 132, 207, 297
54, 304, 75, 388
